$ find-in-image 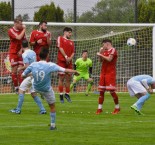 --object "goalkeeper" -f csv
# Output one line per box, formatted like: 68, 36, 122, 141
70, 50, 93, 95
